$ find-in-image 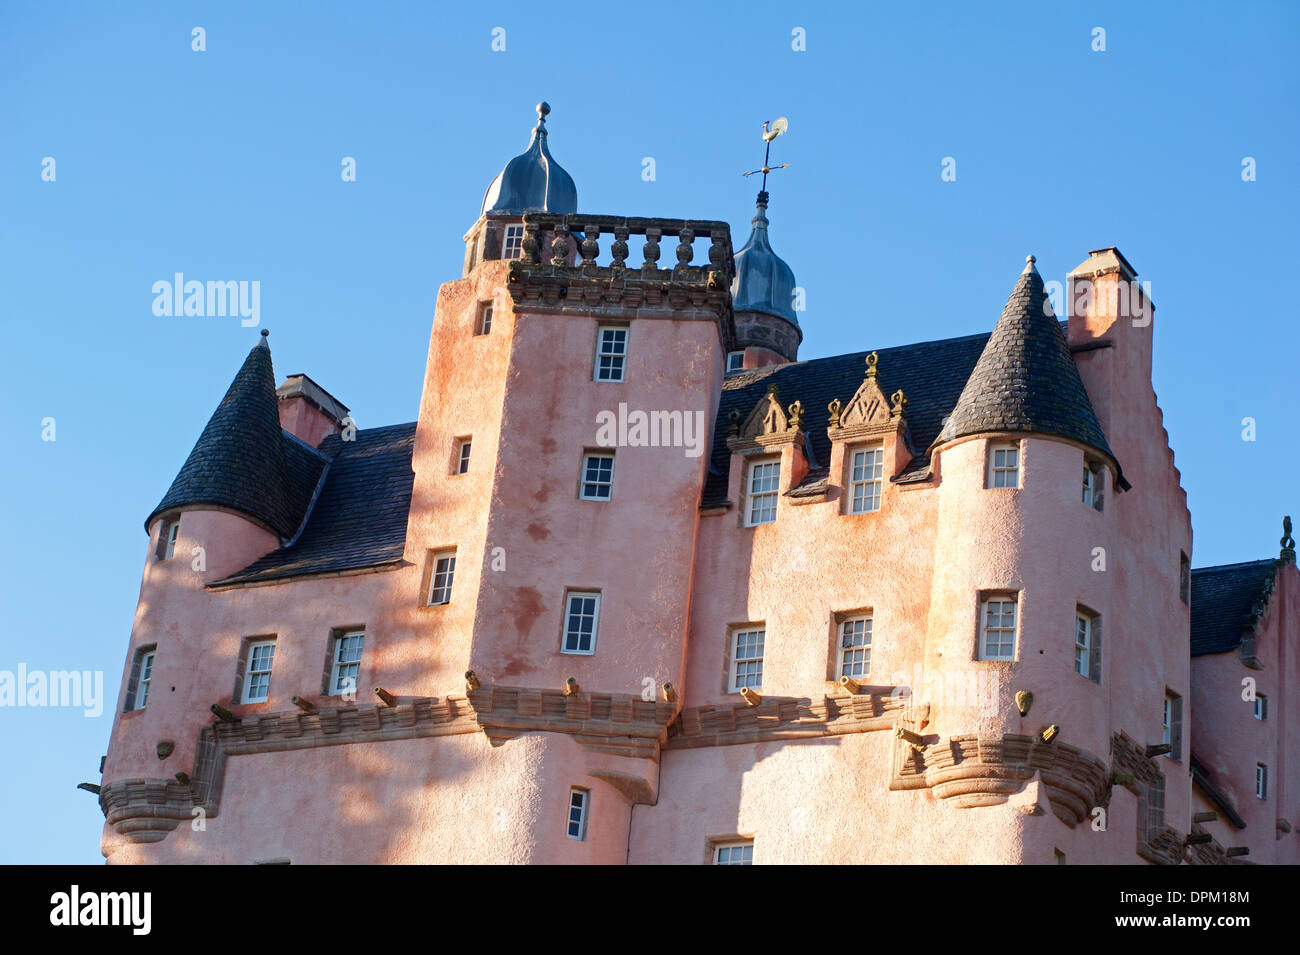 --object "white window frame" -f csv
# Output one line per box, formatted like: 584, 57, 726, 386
501, 224, 525, 261
456, 438, 472, 475
729, 626, 765, 693
1256, 763, 1268, 799
562, 591, 600, 655
838, 615, 872, 679
847, 445, 884, 514
566, 788, 589, 840
1254, 693, 1267, 720
593, 326, 628, 382
579, 452, 615, 501
1082, 465, 1095, 507
1162, 690, 1182, 760
978, 596, 1018, 661
329, 630, 364, 697
134, 650, 155, 710
726, 351, 745, 374
157, 518, 180, 560
242, 640, 276, 704
713, 840, 754, 865
988, 443, 1020, 489
476, 301, 493, 336
428, 551, 456, 605
1074, 613, 1091, 678
745, 459, 780, 527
